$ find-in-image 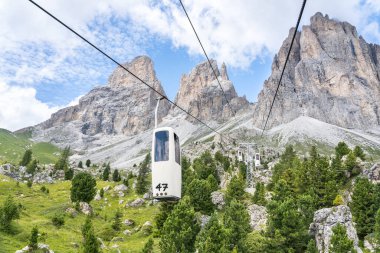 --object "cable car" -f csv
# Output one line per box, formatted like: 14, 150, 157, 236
151, 98, 181, 201
238, 150, 243, 162
255, 153, 261, 167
